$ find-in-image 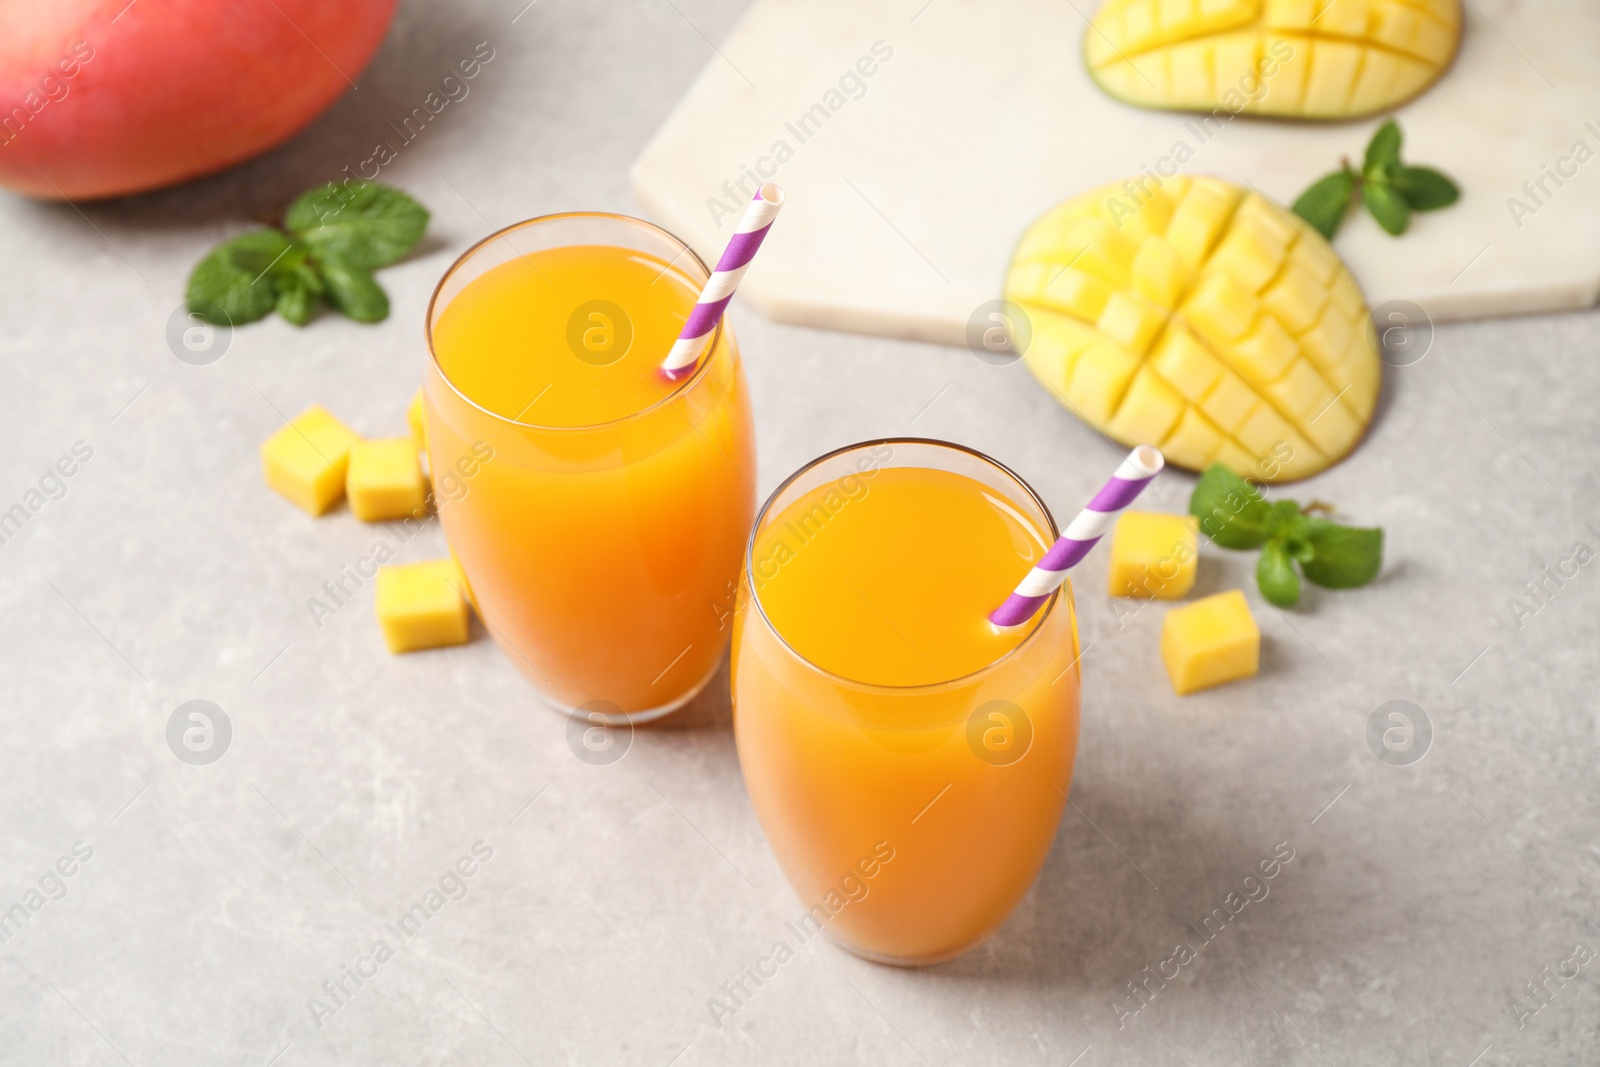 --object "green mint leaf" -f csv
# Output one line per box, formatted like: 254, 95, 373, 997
1301, 524, 1383, 589
287, 181, 430, 270
275, 276, 315, 326
318, 257, 390, 323
1190, 464, 1272, 549
1363, 180, 1411, 235
1291, 170, 1354, 240
1257, 540, 1301, 607
1391, 165, 1460, 212
1363, 119, 1402, 179
185, 230, 293, 326
1264, 499, 1305, 539
289, 260, 325, 299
